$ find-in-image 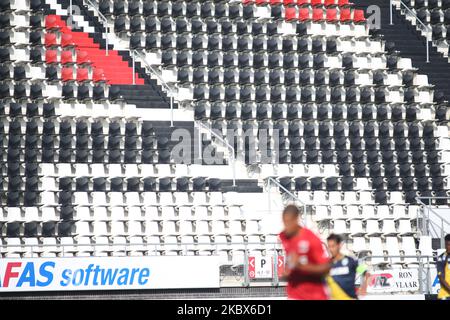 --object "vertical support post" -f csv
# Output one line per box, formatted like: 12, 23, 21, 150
197, 125, 202, 161
69, 0, 72, 19
268, 178, 272, 216
106, 25, 109, 56
232, 155, 236, 187
426, 37, 430, 63
418, 258, 423, 294
273, 247, 279, 287
441, 219, 445, 248
132, 51, 135, 85
243, 246, 249, 287
390, 0, 393, 25
170, 96, 174, 127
